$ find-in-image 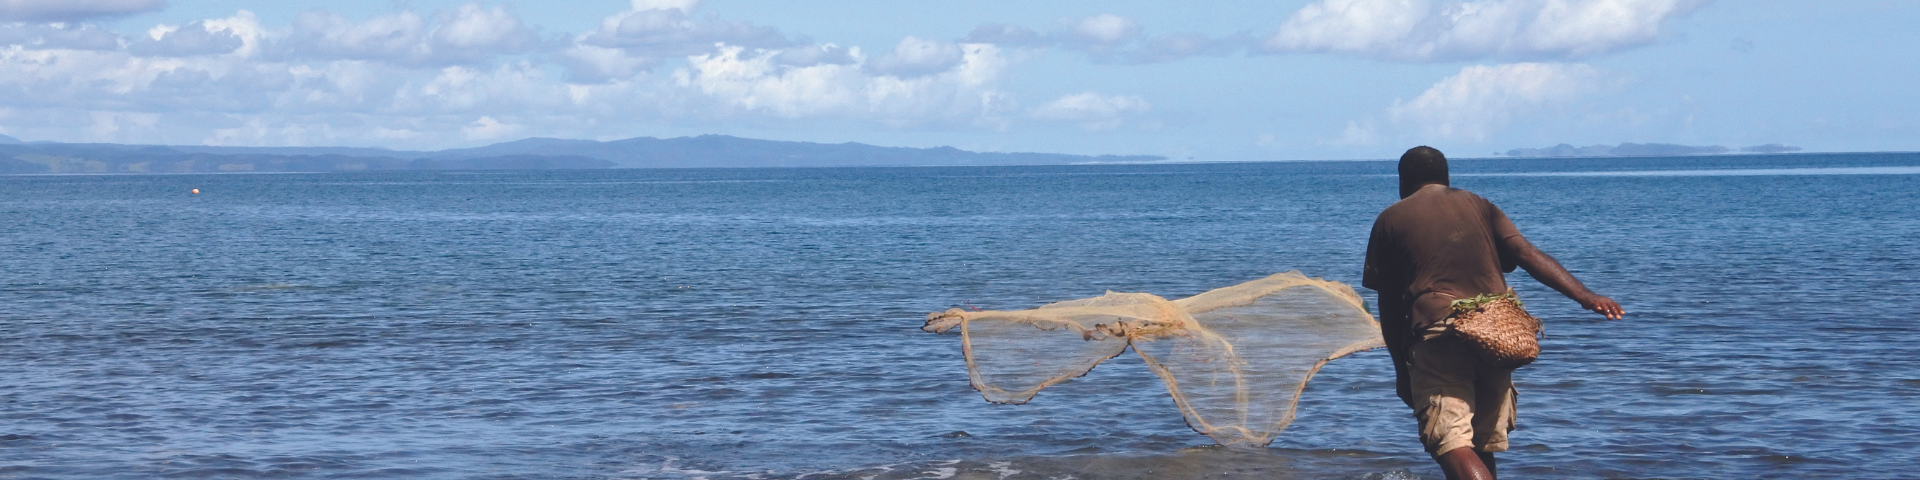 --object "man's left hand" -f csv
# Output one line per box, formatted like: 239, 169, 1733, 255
1579, 295, 1624, 320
